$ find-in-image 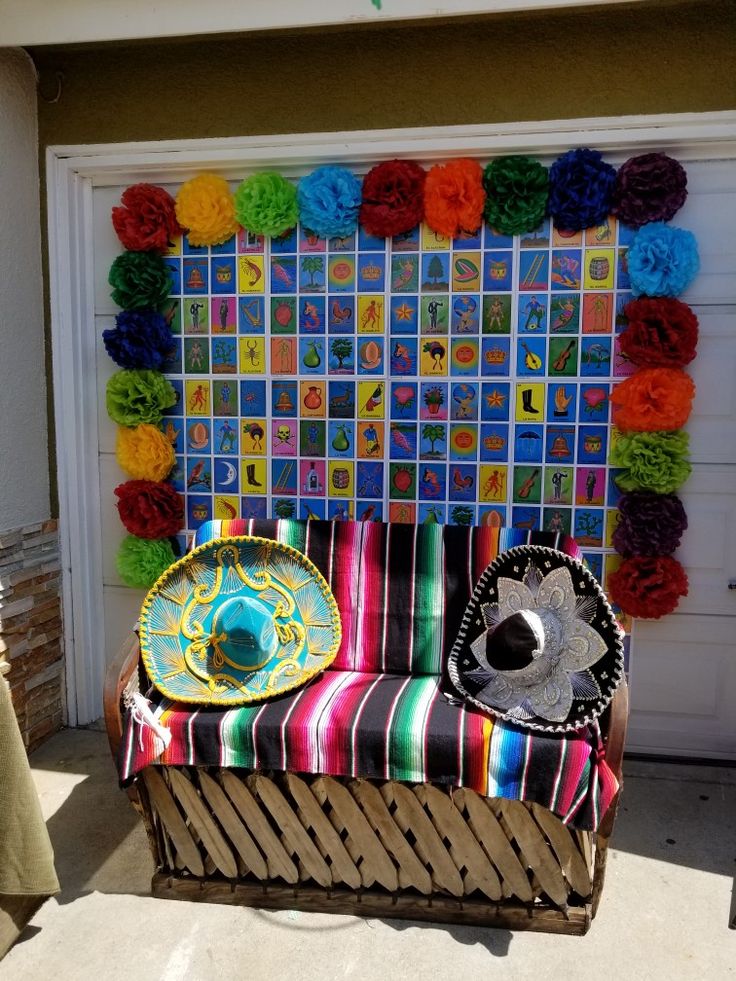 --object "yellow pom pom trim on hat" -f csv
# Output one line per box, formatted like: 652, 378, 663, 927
175, 173, 239, 247
116, 424, 175, 482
